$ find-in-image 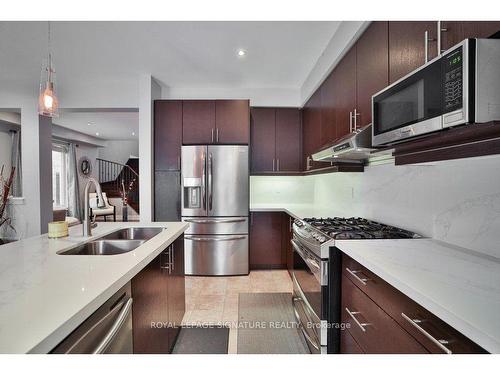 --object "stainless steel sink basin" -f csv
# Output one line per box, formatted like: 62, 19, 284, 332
101, 227, 165, 241
58, 240, 146, 255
